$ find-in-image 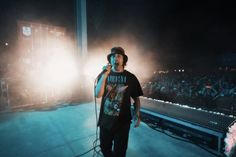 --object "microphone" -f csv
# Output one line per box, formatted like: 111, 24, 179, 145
101, 68, 108, 74
96, 64, 112, 79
